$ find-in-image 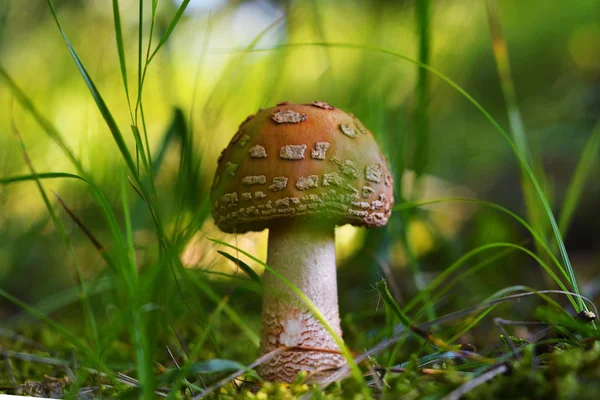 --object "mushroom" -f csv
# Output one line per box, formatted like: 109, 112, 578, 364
210, 102, 394, 382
